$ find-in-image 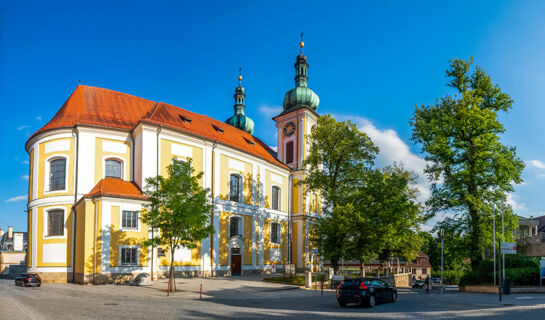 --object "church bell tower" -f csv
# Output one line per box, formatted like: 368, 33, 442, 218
274, 36, 320, 270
